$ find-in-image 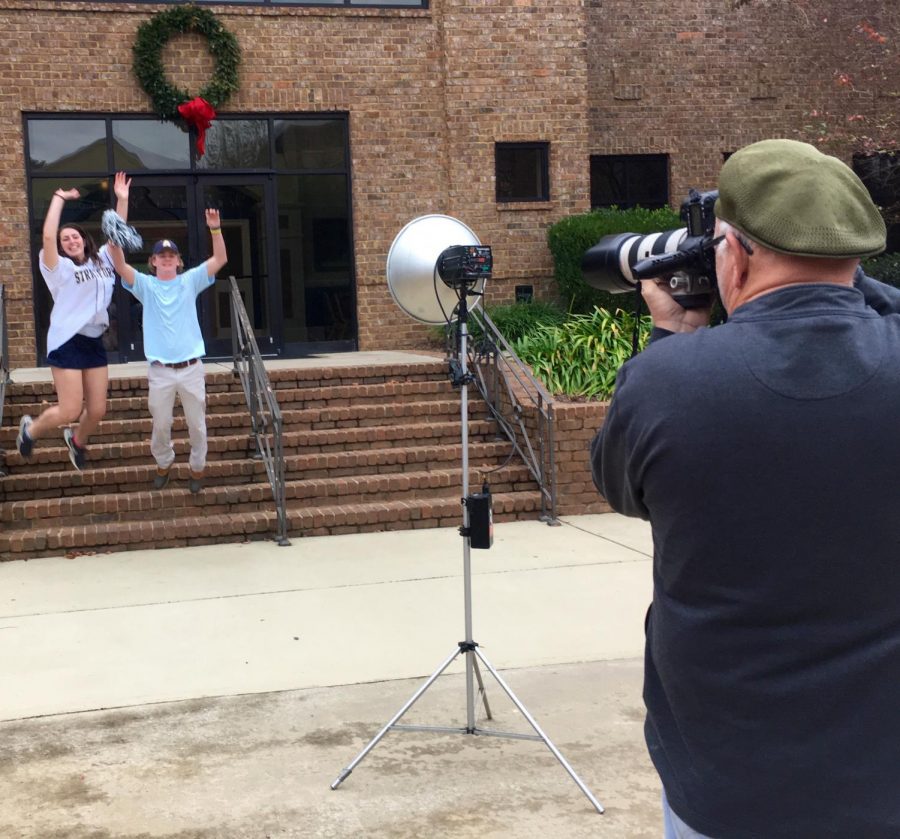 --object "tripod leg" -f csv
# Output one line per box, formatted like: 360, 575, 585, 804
473, 647, 604, 814
472, 655, 493, 721
331, 645, 463, 790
